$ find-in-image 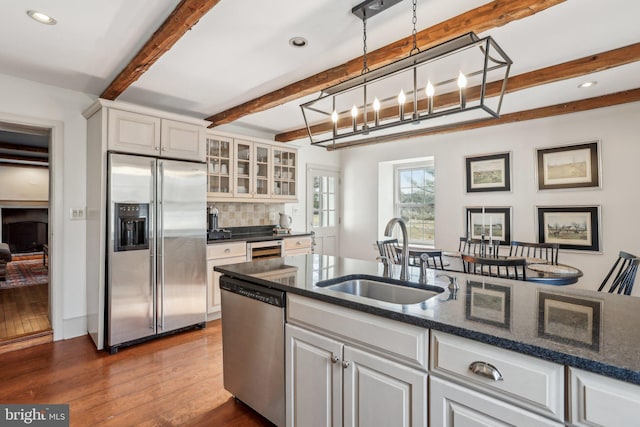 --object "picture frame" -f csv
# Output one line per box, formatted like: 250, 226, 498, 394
537, 291, 602, 351
536, 141, 600, 190
537, 206, 600, 251
465, 206, 512, 245
466, 281, 511, 329
465, 152, 511, 193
